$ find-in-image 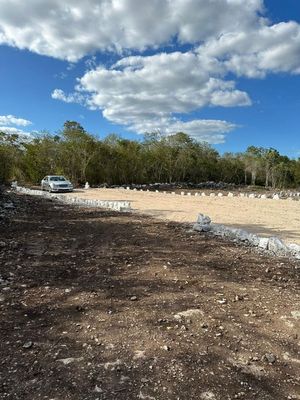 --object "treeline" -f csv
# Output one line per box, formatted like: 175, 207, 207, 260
1, 120, 300, 188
